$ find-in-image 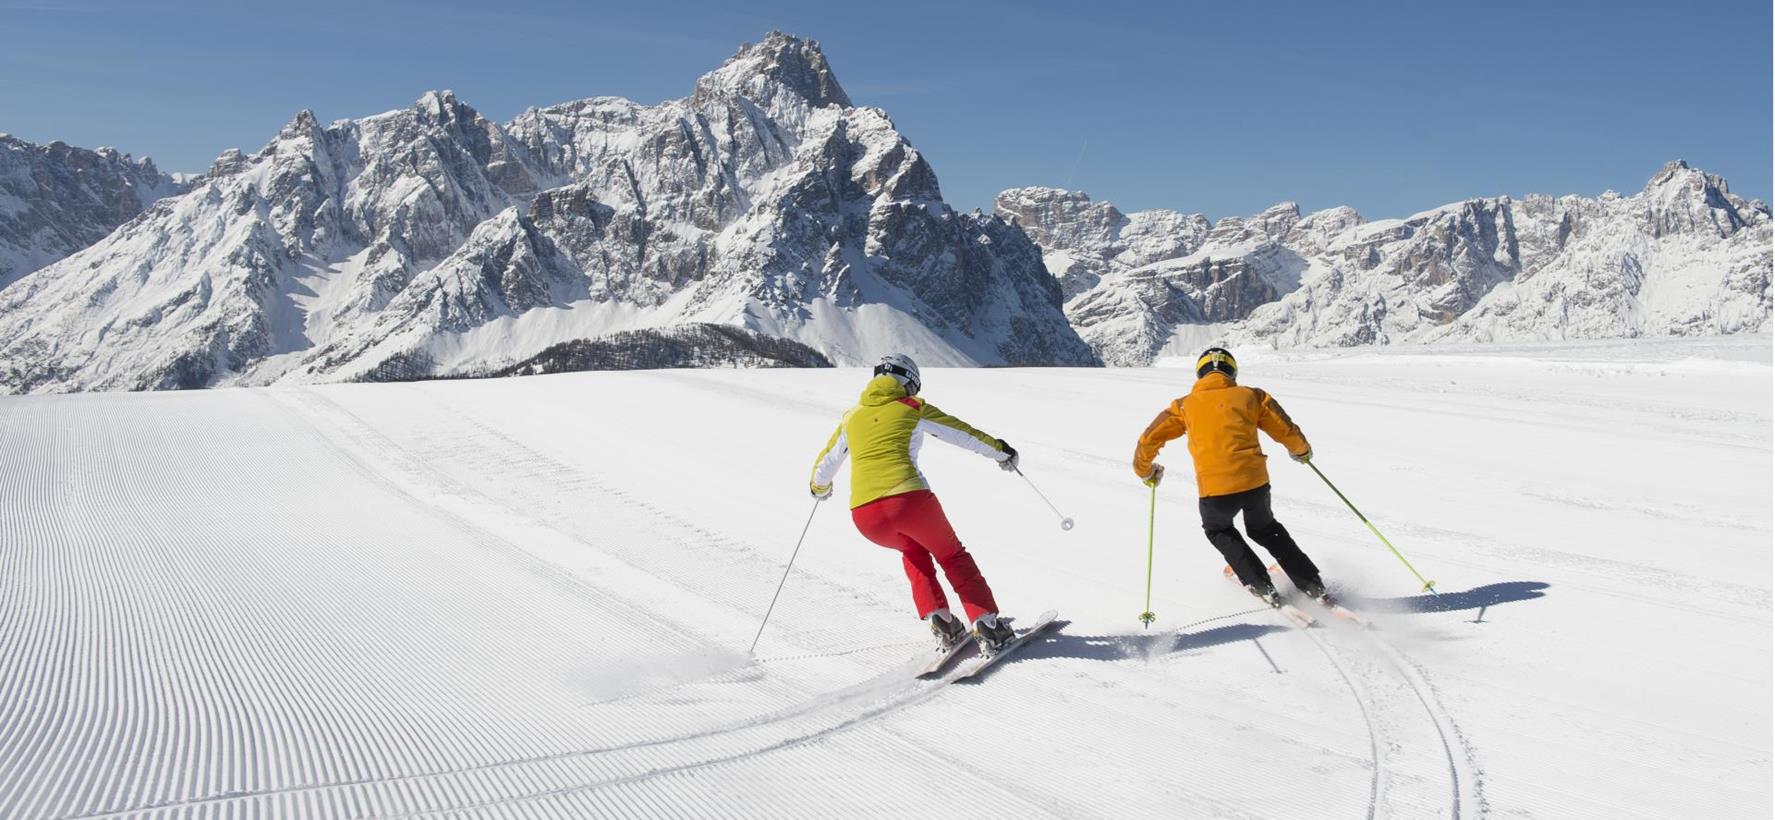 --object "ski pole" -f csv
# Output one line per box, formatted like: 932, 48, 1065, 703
747, 499, 822, 654
1013, 466, 1075, 531
1306, 461, 1438, 595
1138, 482, 1157, 628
